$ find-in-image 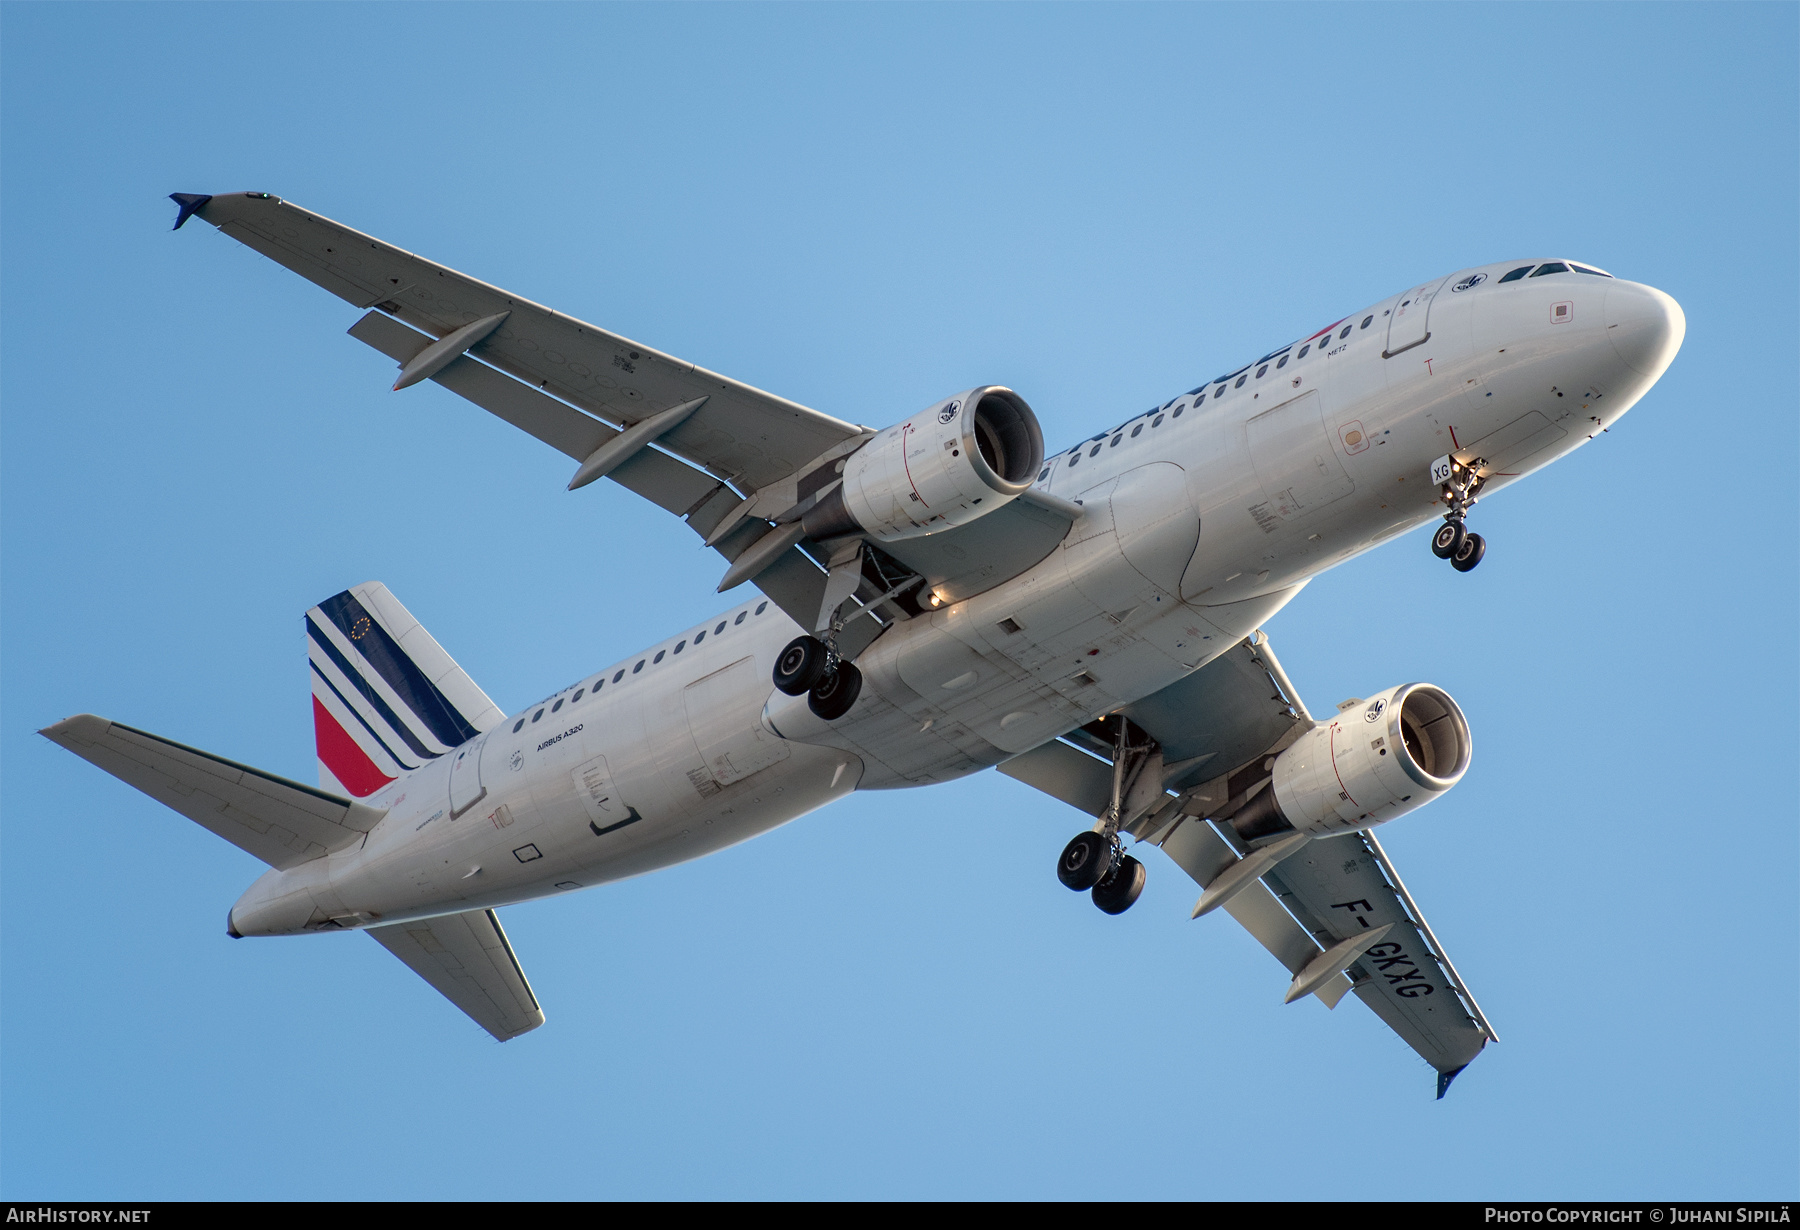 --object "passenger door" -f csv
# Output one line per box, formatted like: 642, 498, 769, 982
448, 738, 487, 818
1385, 278, 1445, 356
